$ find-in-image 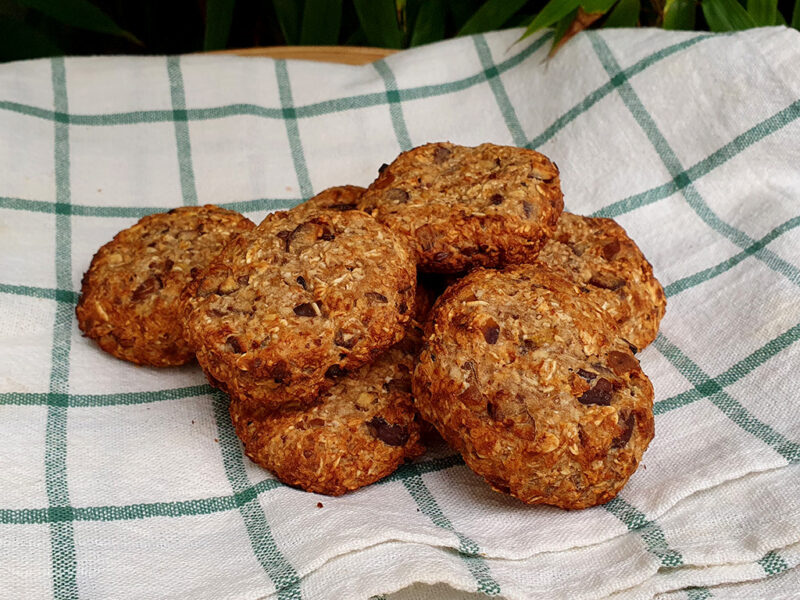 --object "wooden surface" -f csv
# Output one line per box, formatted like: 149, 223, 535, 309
213, 45, 397, 65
